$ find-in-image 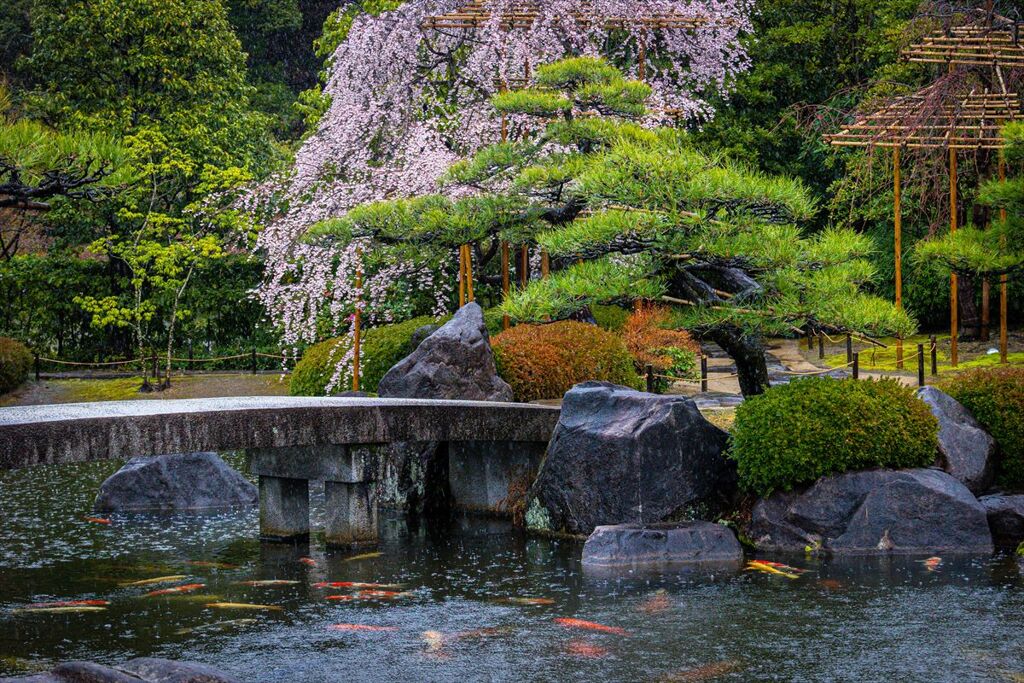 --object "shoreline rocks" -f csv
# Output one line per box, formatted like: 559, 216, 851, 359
526, 382, 735, 537
582, 521, 743, 569
1, 657, 241, 682
916, 387, 996, 495
980, 494, 1024, 548
93, 452, 256, 513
